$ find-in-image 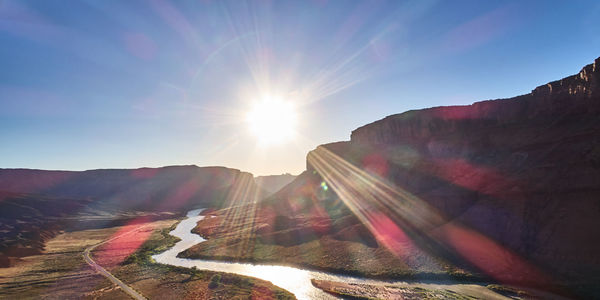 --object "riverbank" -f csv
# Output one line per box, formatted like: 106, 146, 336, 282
178, 208, 577, 299
310, 279, 510, 300
178, 243, 479, 283
150, 209, 518, 300
182, 206, 475, 282
114, 217, 296, 299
